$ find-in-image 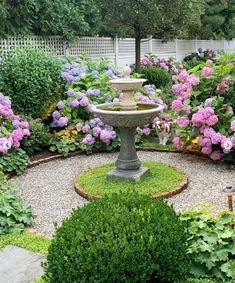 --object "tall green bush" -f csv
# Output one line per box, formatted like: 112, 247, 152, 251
44, 192, 190, 283
140, 66, 171, 88
0, 48, 65, 119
